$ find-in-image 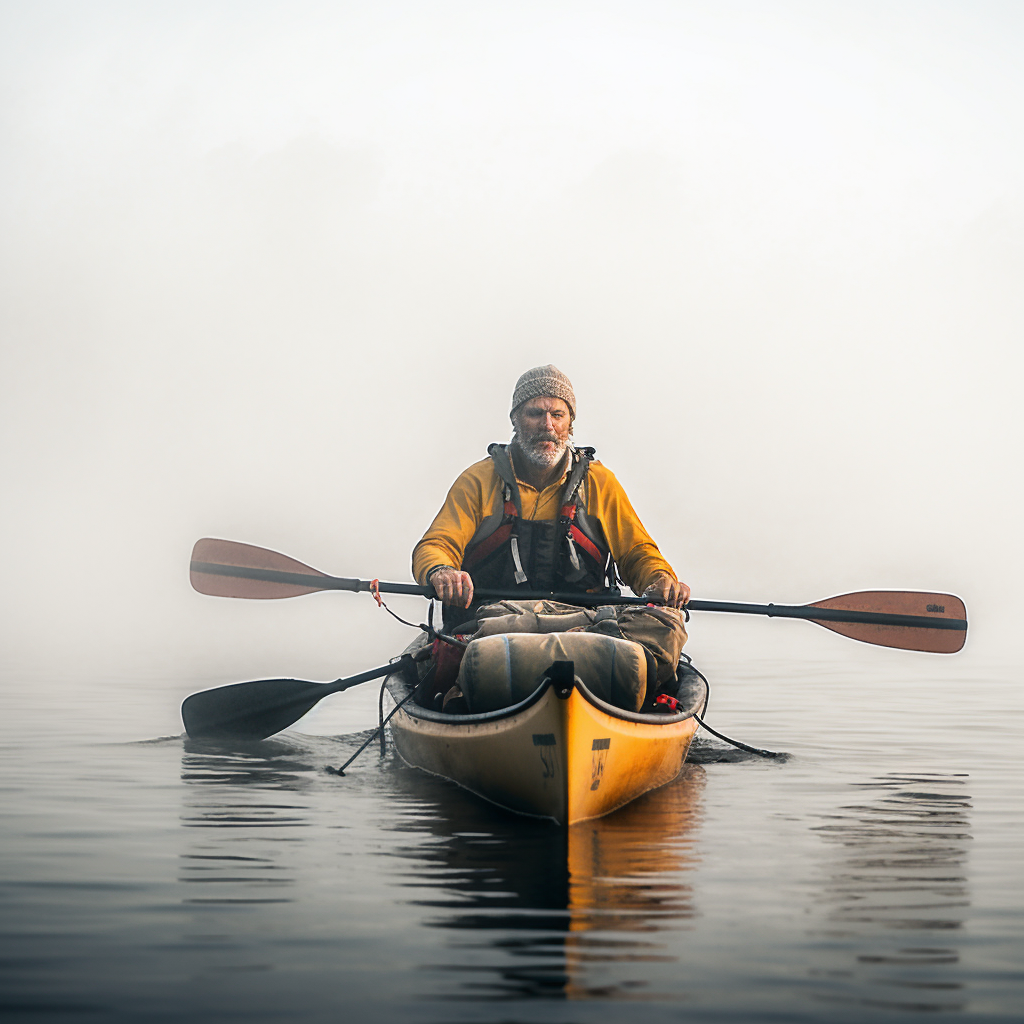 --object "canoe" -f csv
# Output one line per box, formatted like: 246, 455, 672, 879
384, 636, 708, 826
